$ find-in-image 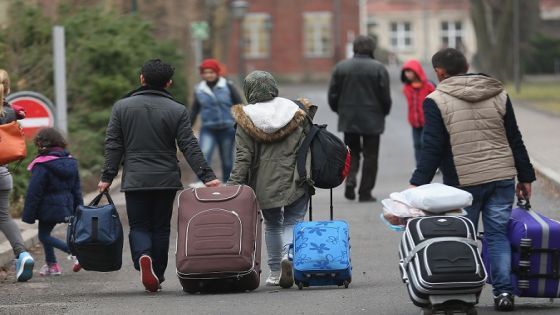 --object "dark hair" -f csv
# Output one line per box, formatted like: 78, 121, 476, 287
353, 35, 376, 57
431, 48, 468, 76
34, 127, 67, 153
141, 59, 175, 88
